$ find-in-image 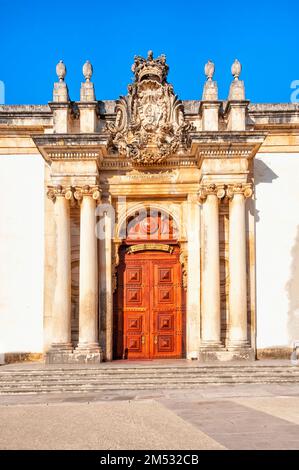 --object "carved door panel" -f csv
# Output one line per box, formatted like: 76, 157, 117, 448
151, 260, 182, 358
122, 259, 149, 359
114, 247, 184, 359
